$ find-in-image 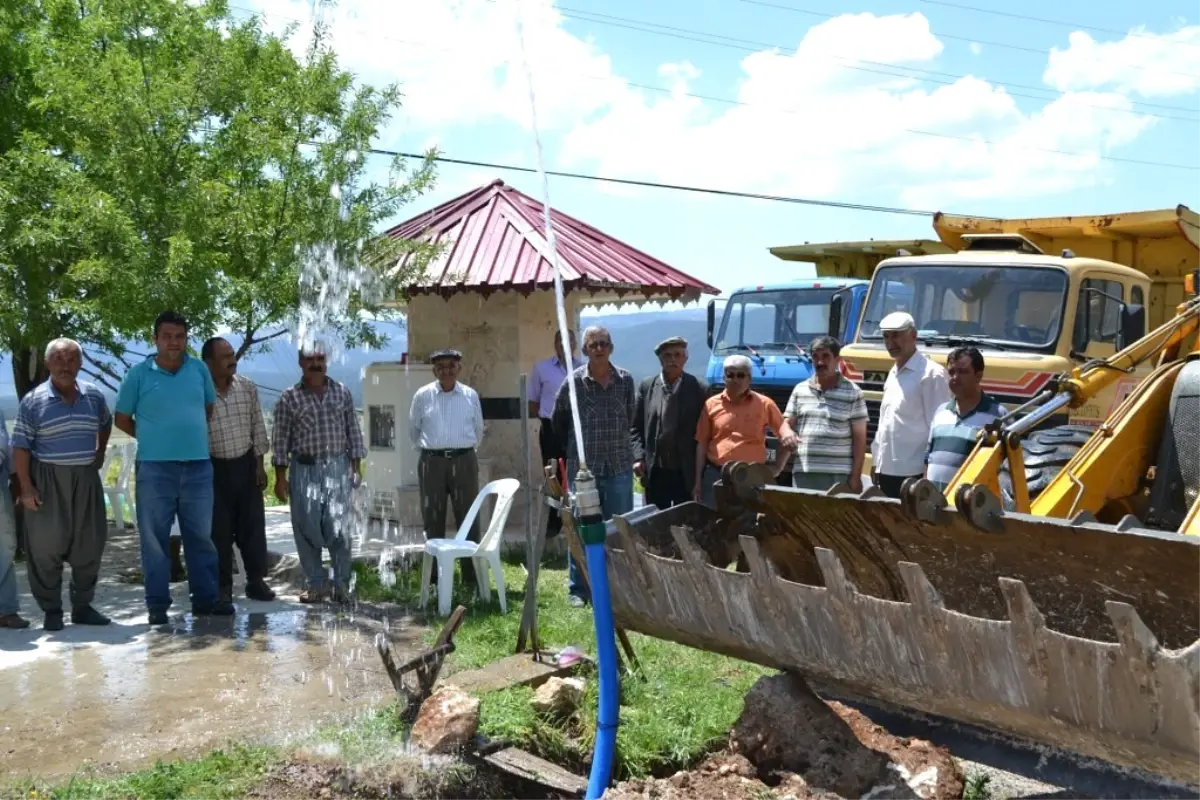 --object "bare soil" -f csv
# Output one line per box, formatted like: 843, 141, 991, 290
246, 751, 564, 800
604, 673, 965, 800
